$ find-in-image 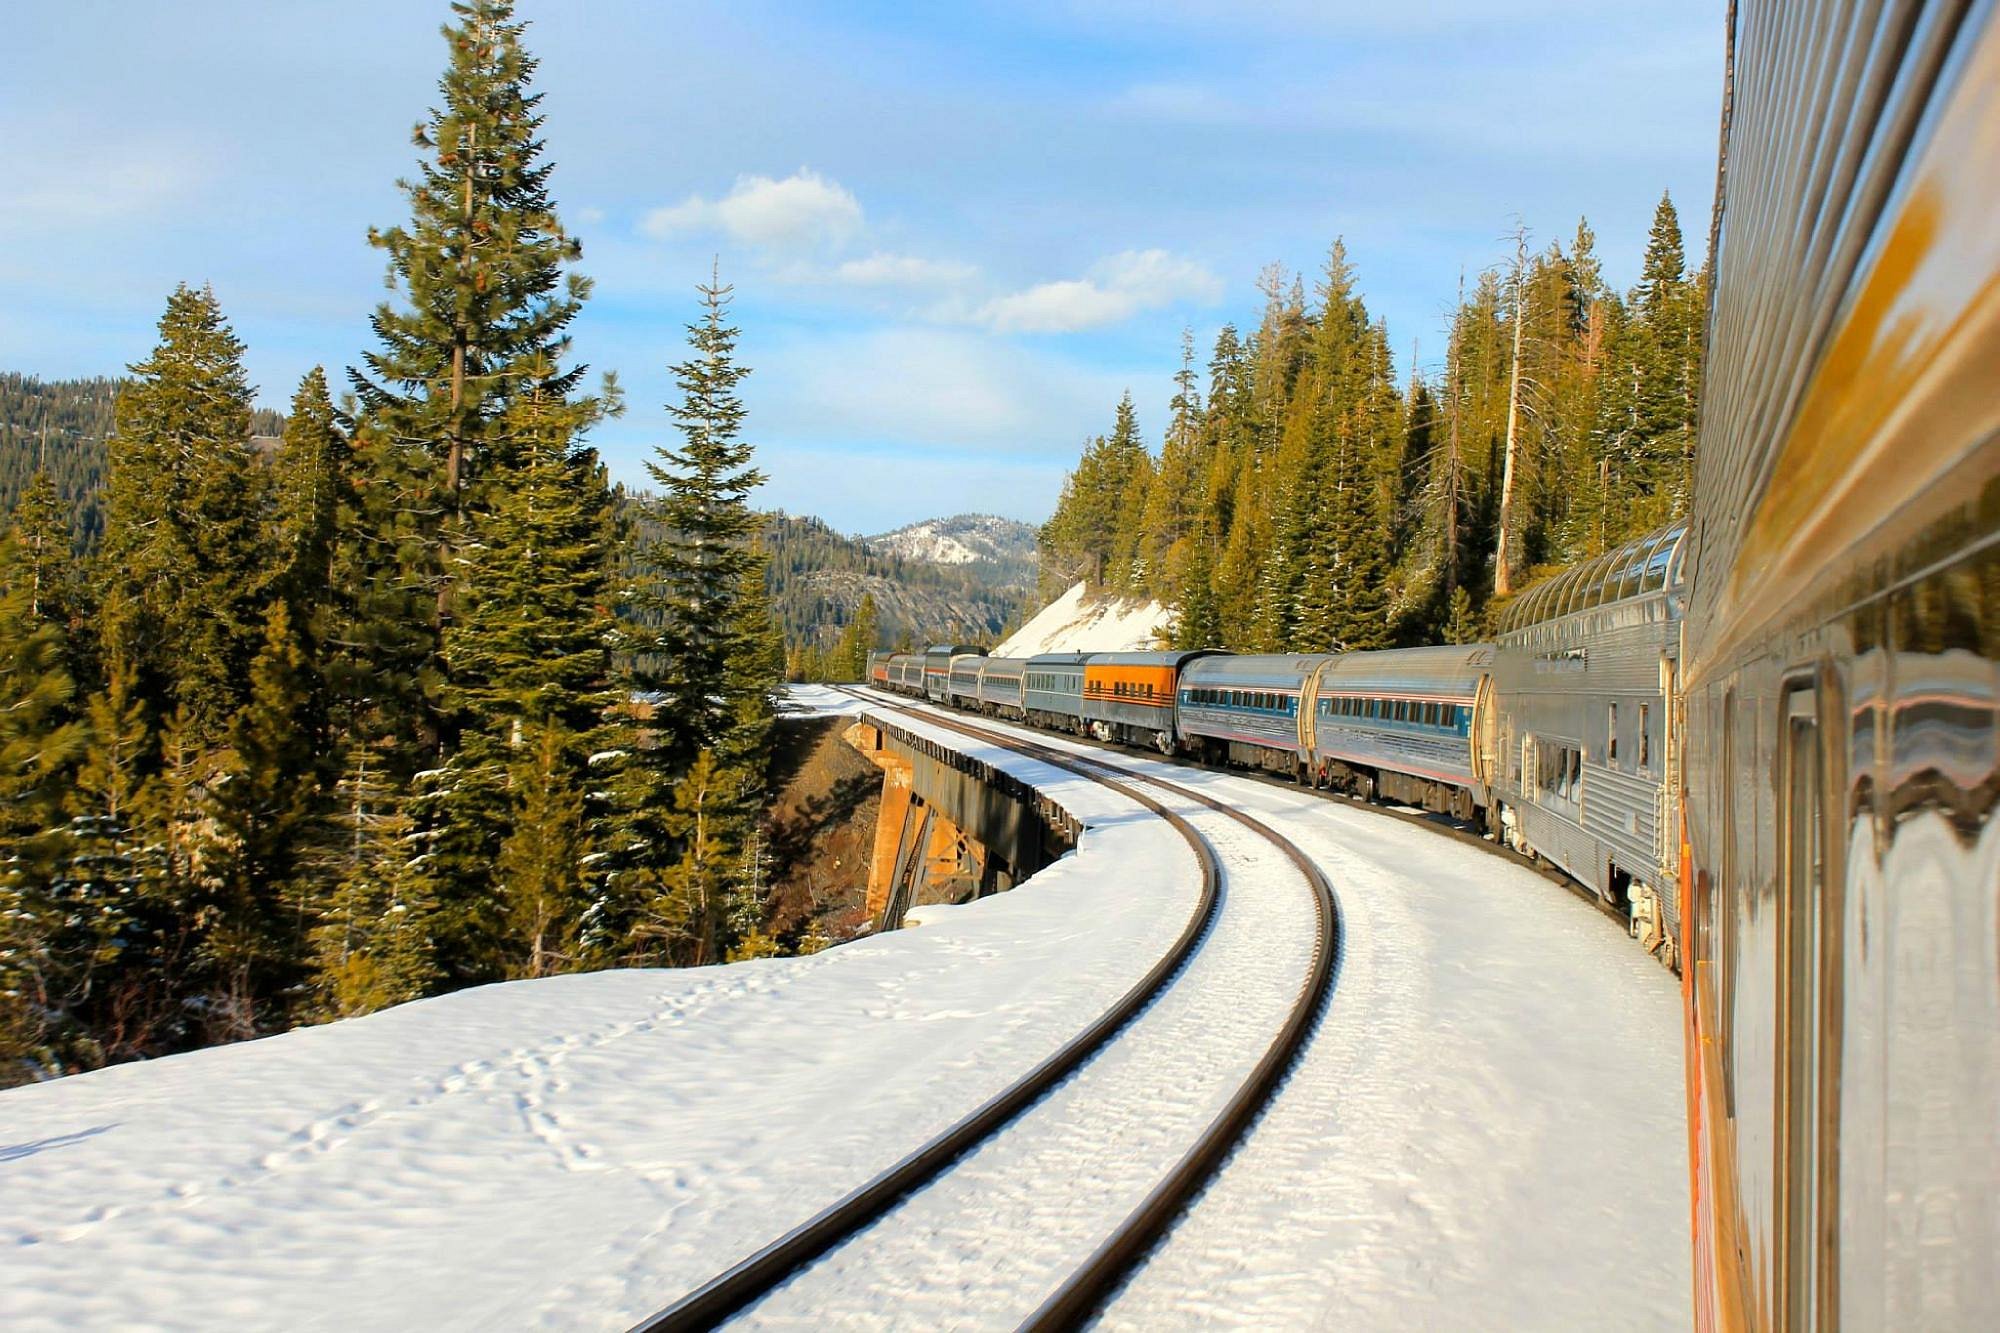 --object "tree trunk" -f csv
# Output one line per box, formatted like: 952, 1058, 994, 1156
1495, 235, 1528, 598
